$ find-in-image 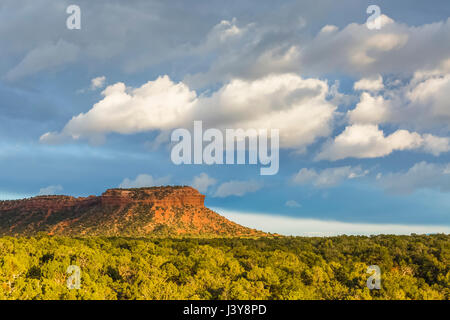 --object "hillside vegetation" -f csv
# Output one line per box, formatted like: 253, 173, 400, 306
0, 234, 448, 300
0, 187, 266, 237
